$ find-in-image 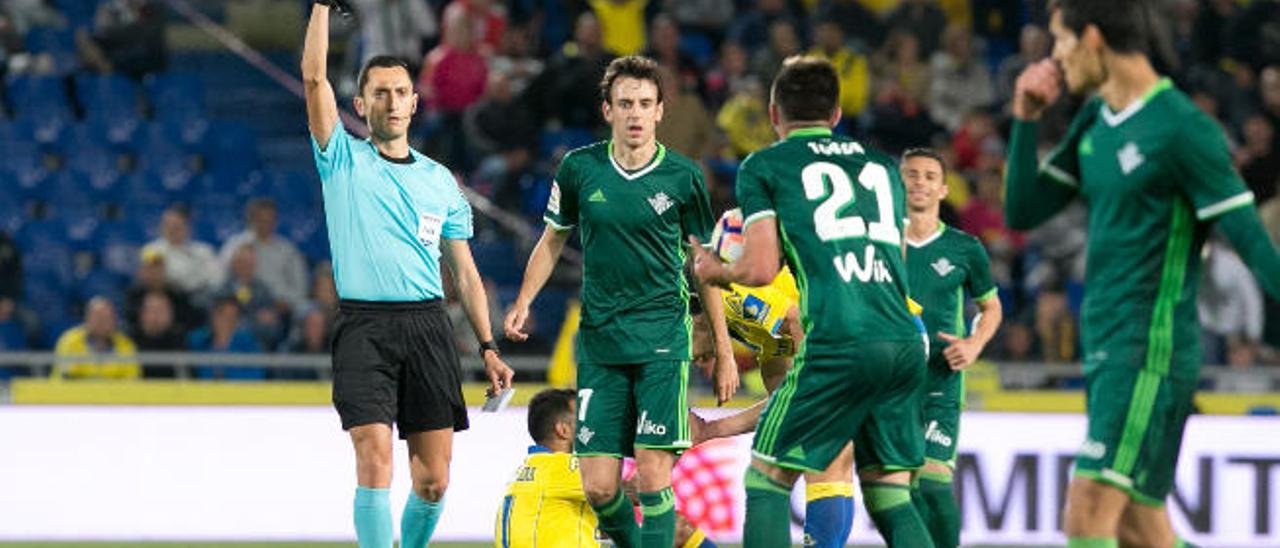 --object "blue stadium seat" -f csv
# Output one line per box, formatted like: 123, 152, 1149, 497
0, 118, 35, 146
680, 32, 715, 67
529, 287, 572, 339
0, 189, 25, 232
0, 321, 26, 351
0, 140, 52, 197
44, 172, 101, 243
92, 220, 147, 277
75, 73, 143, 122
23, 27, 78, 75
136, 123, 198, 193
74, 268, 126, 307
144, 72, 208, 123
470, 238, 522, 286
7, 75, 74, 134
539, 127, 596, 159
62, 136, 124, 195
17, 223, 75, 287
203, 121, 261, 183
268, 170, 321, 207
